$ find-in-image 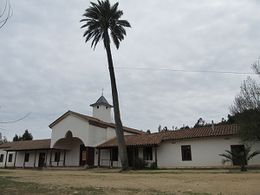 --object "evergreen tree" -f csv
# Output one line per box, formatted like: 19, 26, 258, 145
22, 129, 33, 140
